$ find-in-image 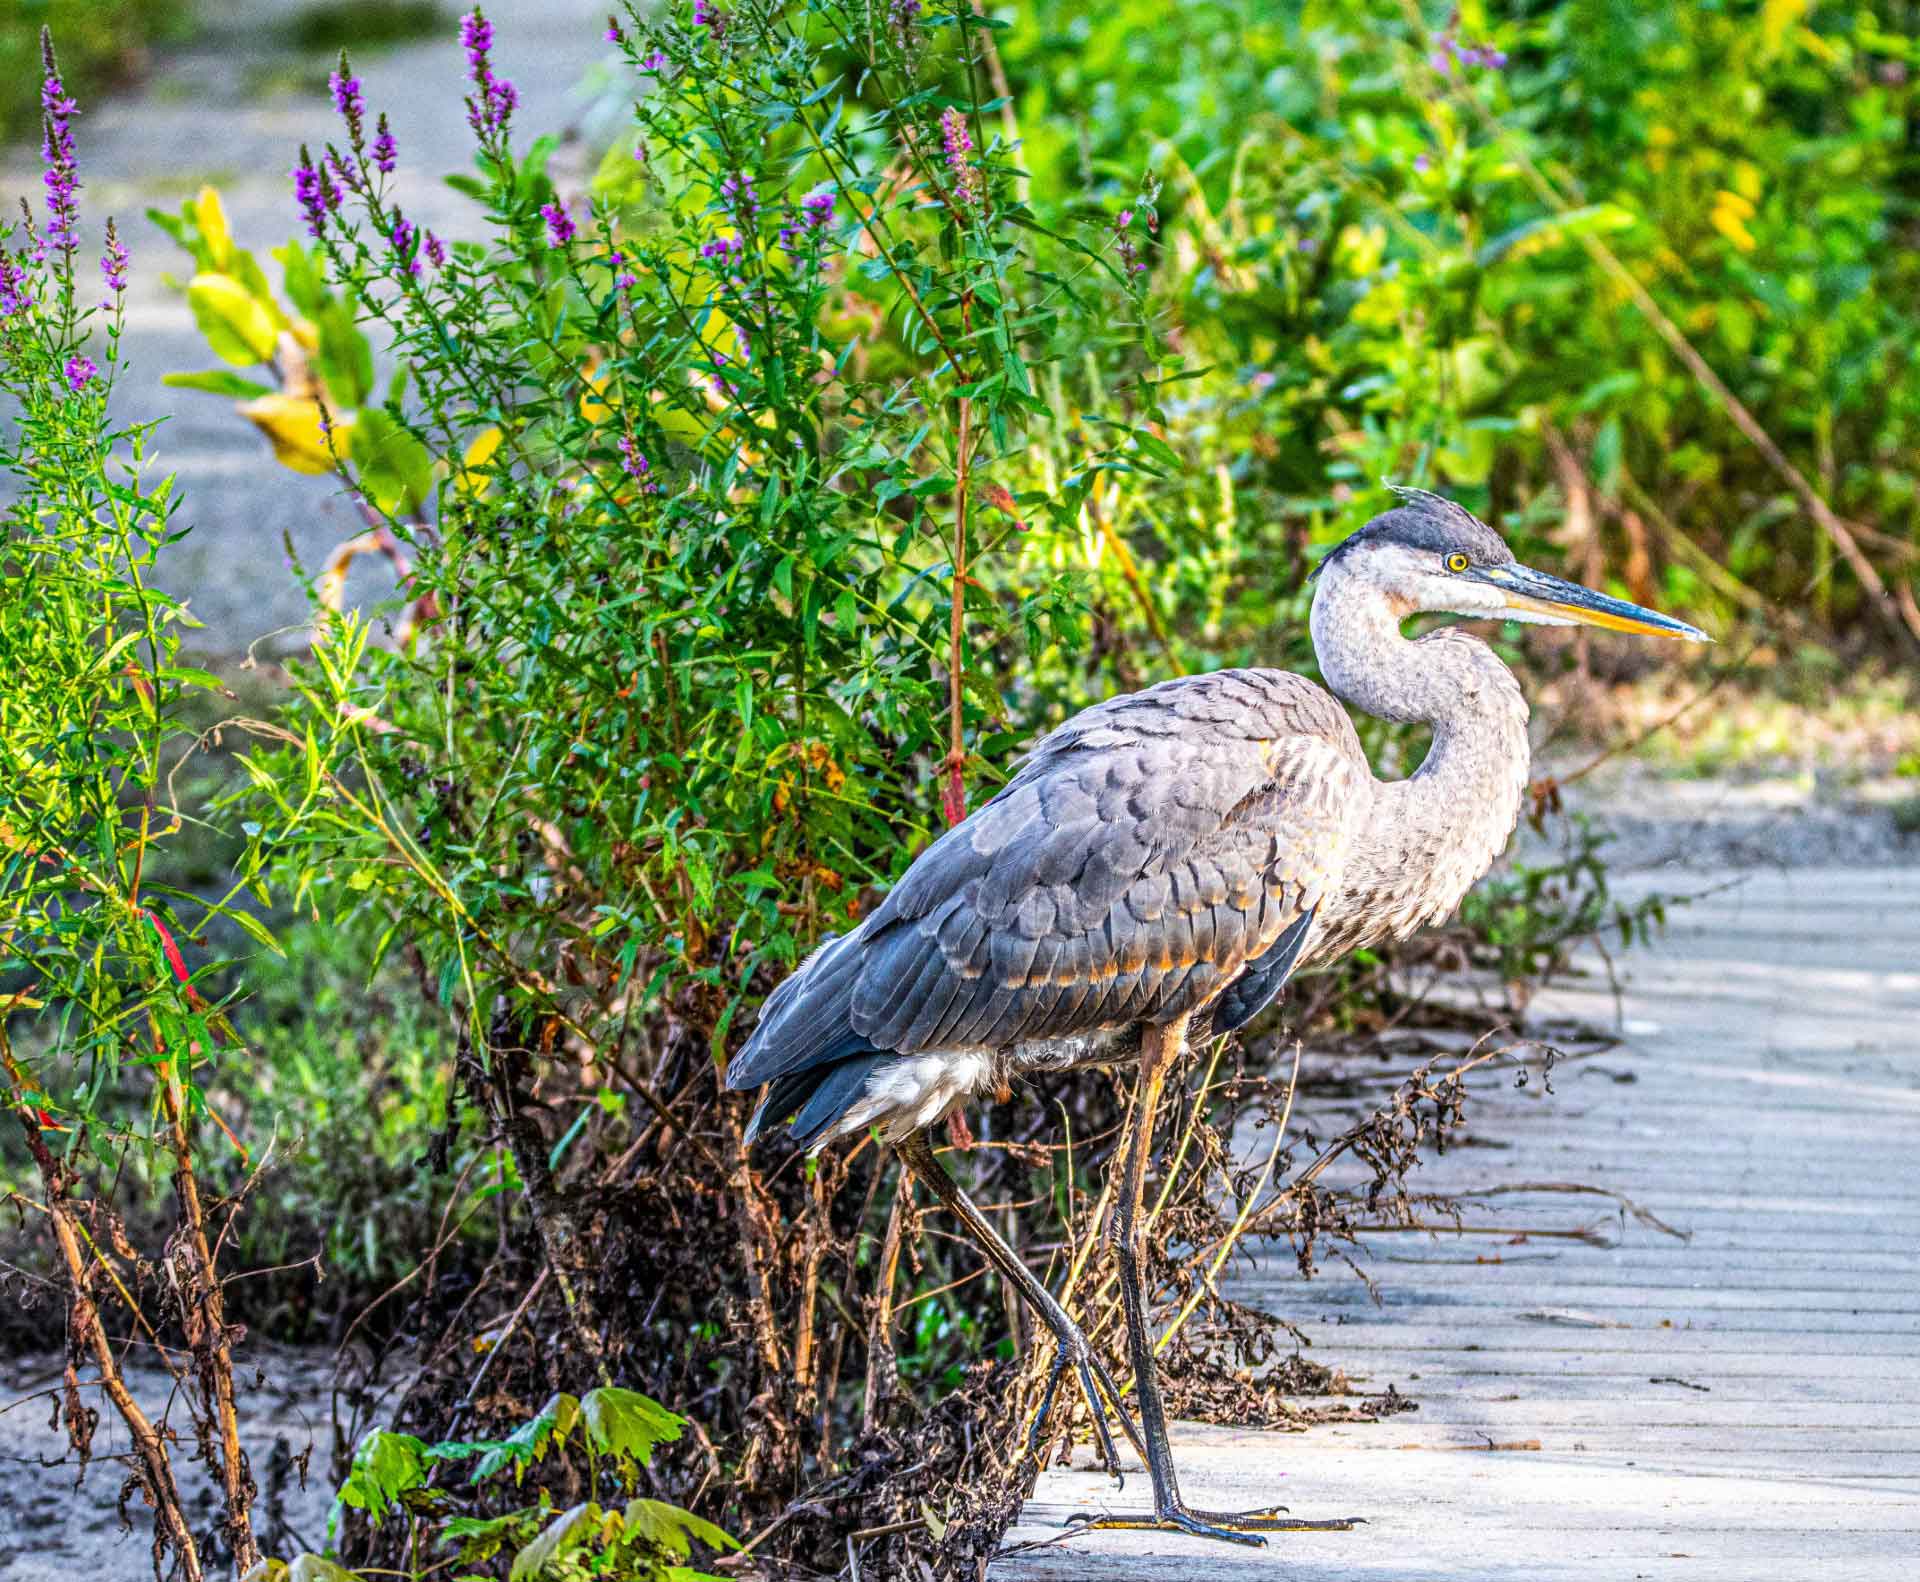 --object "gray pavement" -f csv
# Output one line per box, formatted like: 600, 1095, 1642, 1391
996, 867, 1920, 1580
1, 0, 610, 655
